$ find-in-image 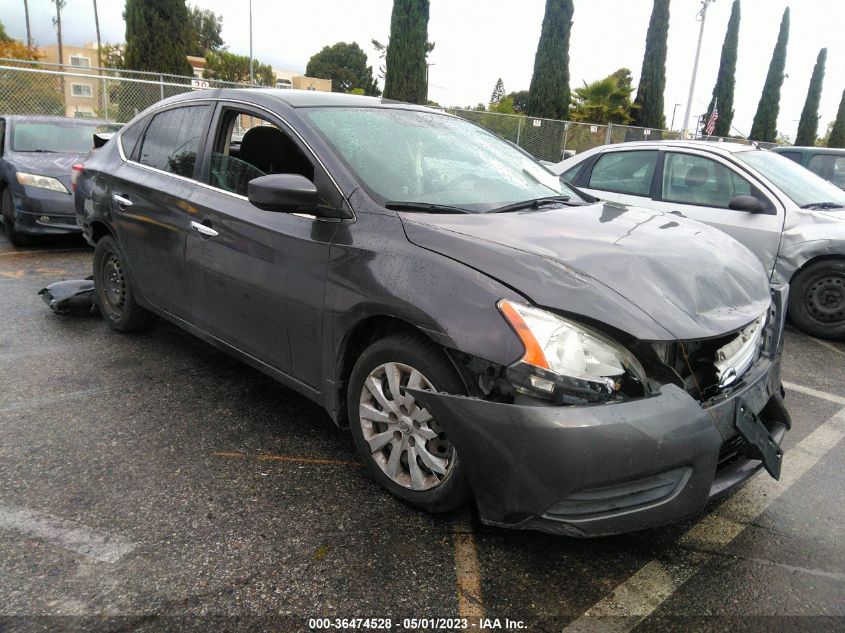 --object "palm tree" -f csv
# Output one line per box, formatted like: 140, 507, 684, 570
569, 73, 637, 125
52, 0, 66, 65
93, 0, 102, 69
